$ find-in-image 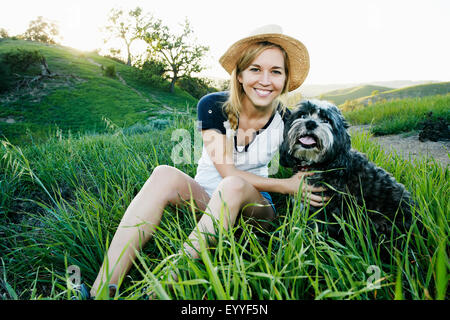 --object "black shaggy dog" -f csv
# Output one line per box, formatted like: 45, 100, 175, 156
280, 99, 414, 239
